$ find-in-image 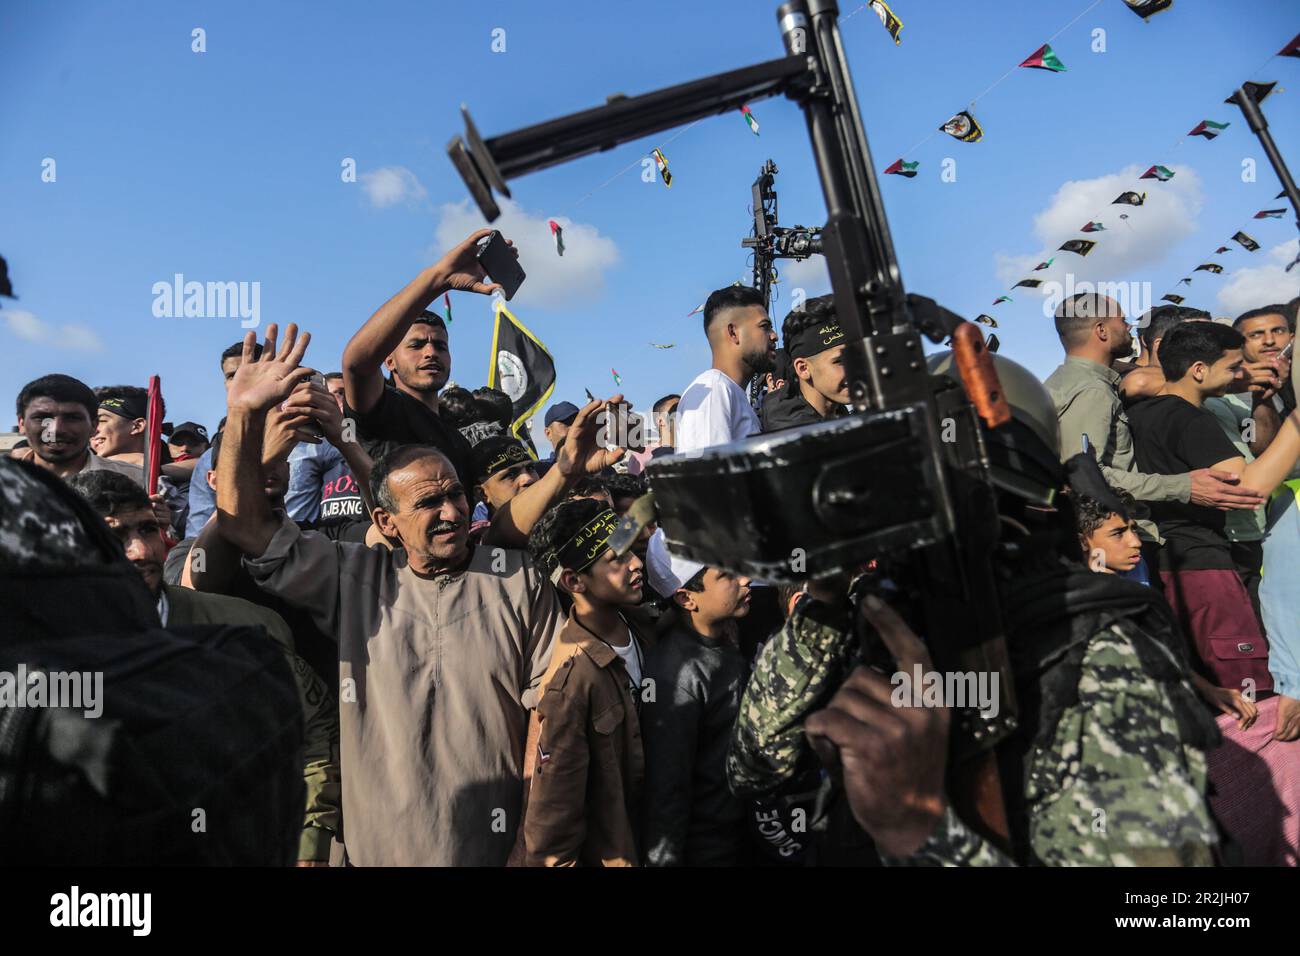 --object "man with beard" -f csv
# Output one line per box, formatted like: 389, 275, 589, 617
217, 323, 563, 866
675, 285, 775, 454
1045, 293, 1263, 573
65, 468, 341, 865
340, 232, 499, 486
761, 296, 851, 432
